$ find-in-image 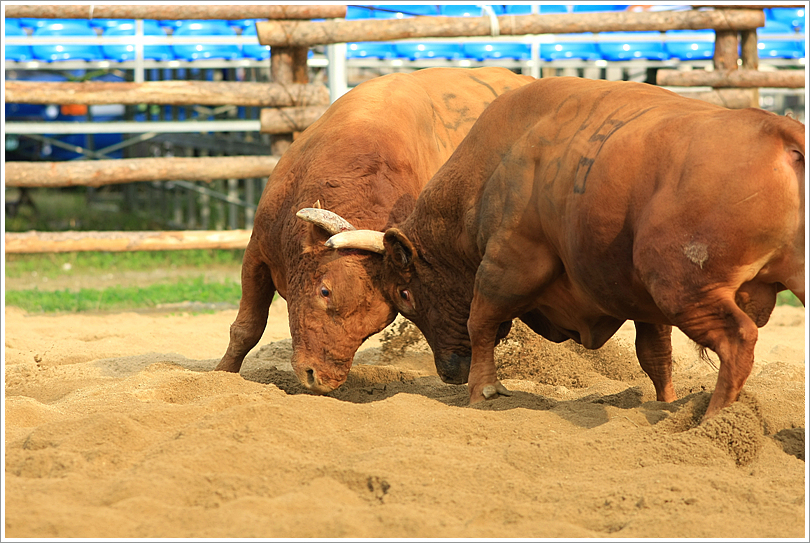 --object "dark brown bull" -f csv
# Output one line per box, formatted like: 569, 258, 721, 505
215, 67, 533, 393
328, 77, 805, 420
